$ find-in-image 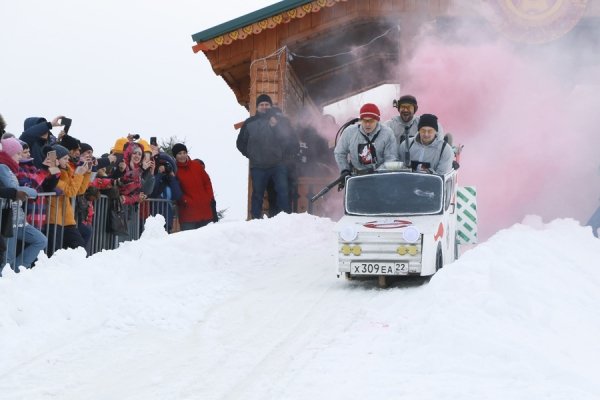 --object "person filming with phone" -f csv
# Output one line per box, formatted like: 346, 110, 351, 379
46, 144, 91, 256
19, 115, 69, 169
142, 137, 183, 233
16, 139, 62, 231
